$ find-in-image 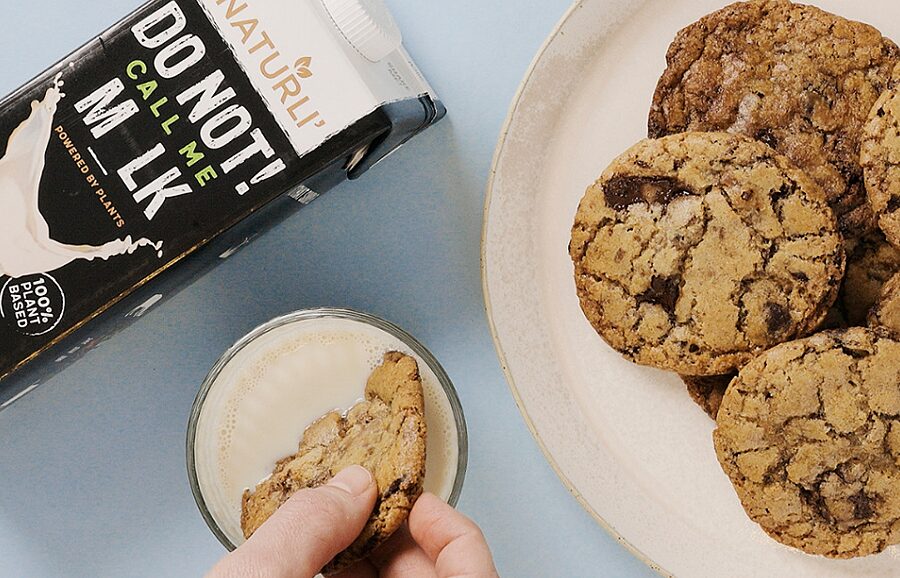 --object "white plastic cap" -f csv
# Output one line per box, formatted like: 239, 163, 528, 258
320, 0, 403, 63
